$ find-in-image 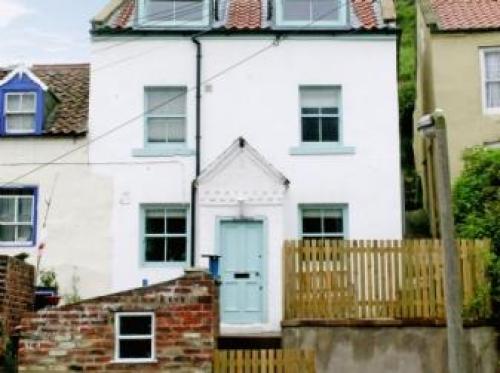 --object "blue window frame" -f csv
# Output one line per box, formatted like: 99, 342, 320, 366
0, 187, 37, 246
300, 204, 347, 240
137, 0, 210, 28
141, 205, 189, 265
275, 0, 348, 28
